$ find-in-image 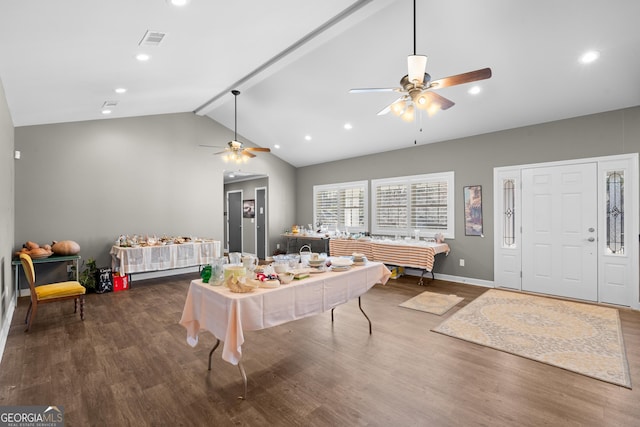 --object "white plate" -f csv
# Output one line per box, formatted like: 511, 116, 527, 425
330, 257, 353, 267
331, 265, 351, 272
